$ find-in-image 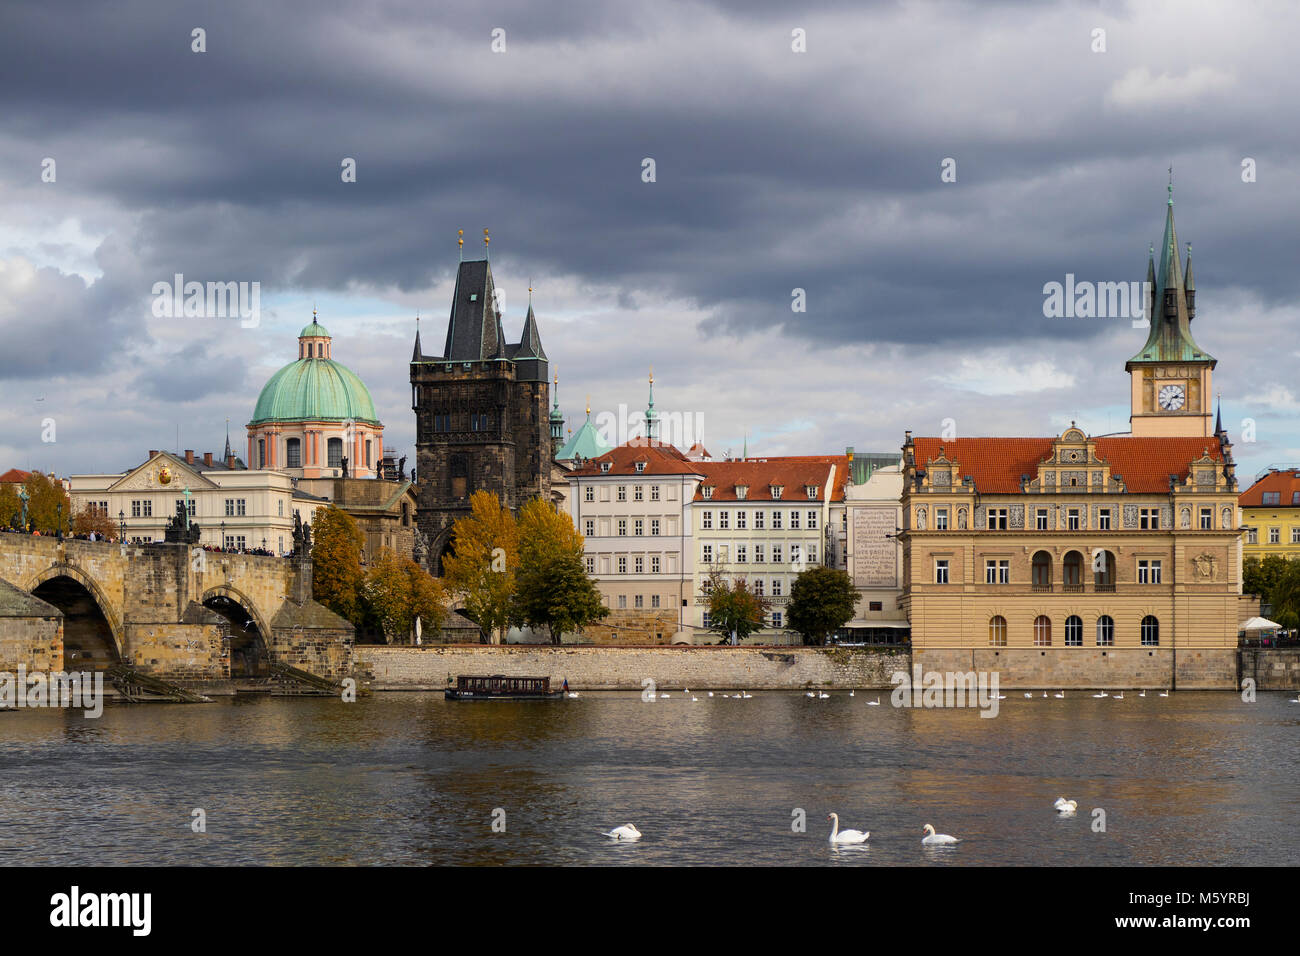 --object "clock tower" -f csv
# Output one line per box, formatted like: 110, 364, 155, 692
1125, 185, 1215, 438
